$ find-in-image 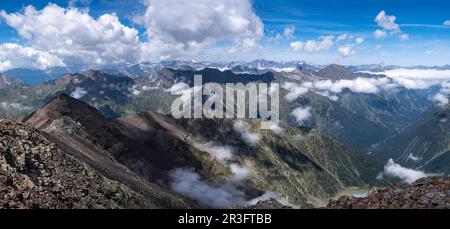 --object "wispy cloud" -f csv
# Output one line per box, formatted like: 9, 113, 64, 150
169, 168, 288, 208
400, 23, 448, 29
290, 106, 312, 124
290, 35, 335, 52
233, 120, 261, 145
70, 87, 87, 99
169, 168, 247, 208
381, 159, 426, 183
202, 142, 234, 163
